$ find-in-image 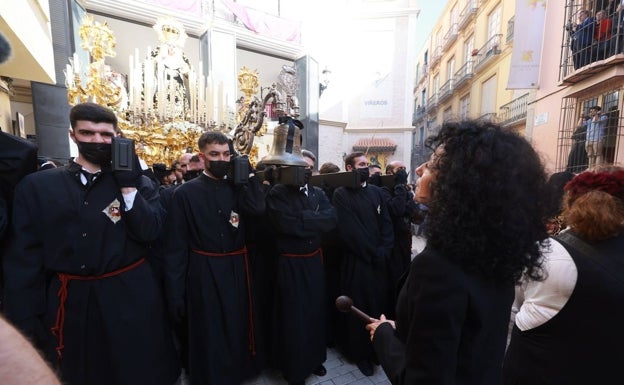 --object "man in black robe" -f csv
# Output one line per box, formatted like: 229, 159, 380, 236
266, 158, 337, 385
382, 161, 418, 318
164, 131, 265, 385
0, 131, 37, 304
333, 152, 394, 376
3, 103, 179, 385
